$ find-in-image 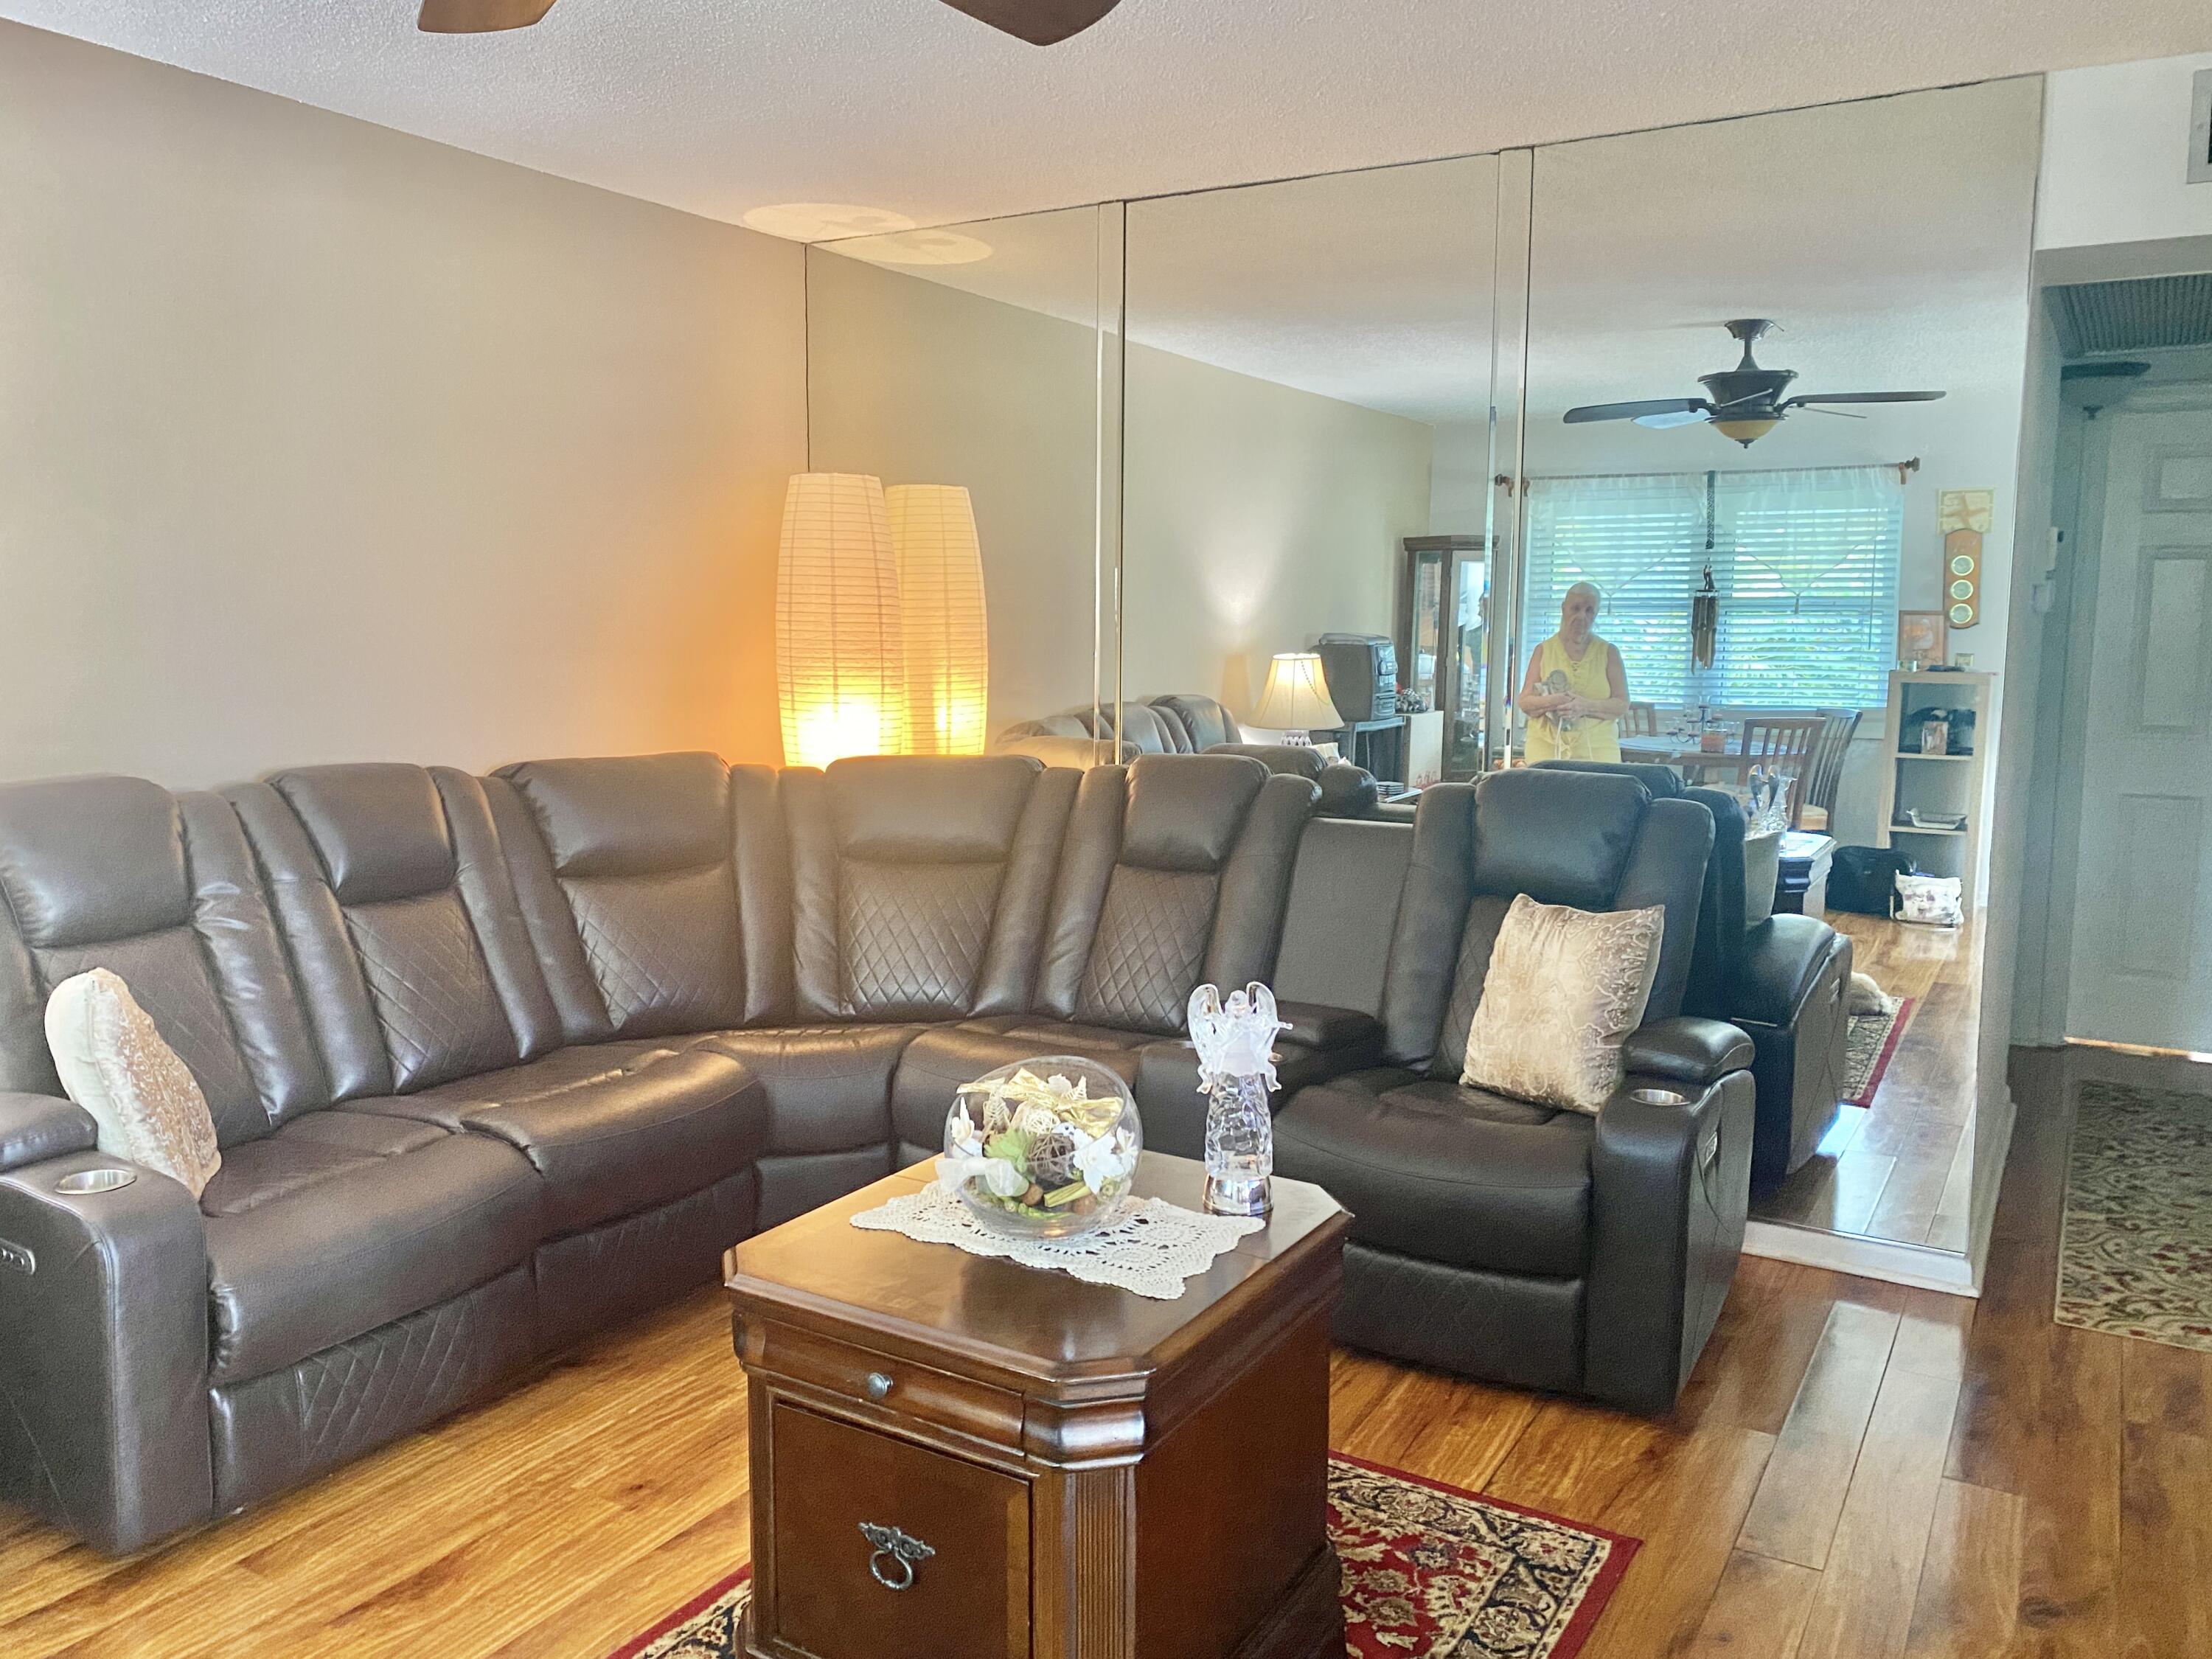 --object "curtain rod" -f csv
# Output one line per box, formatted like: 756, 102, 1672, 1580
1517, 458, 1921, 486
